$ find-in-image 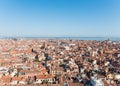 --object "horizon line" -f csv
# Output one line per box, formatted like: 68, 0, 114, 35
1, 36, 120, 38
